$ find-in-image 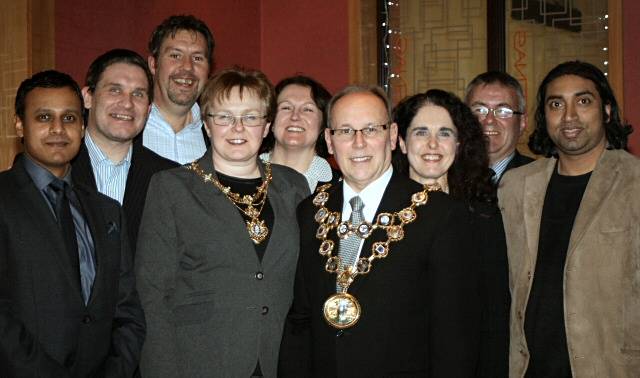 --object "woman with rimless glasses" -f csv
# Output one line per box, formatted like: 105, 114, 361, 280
136, 68, 308, 378
393, 89, 511, 377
